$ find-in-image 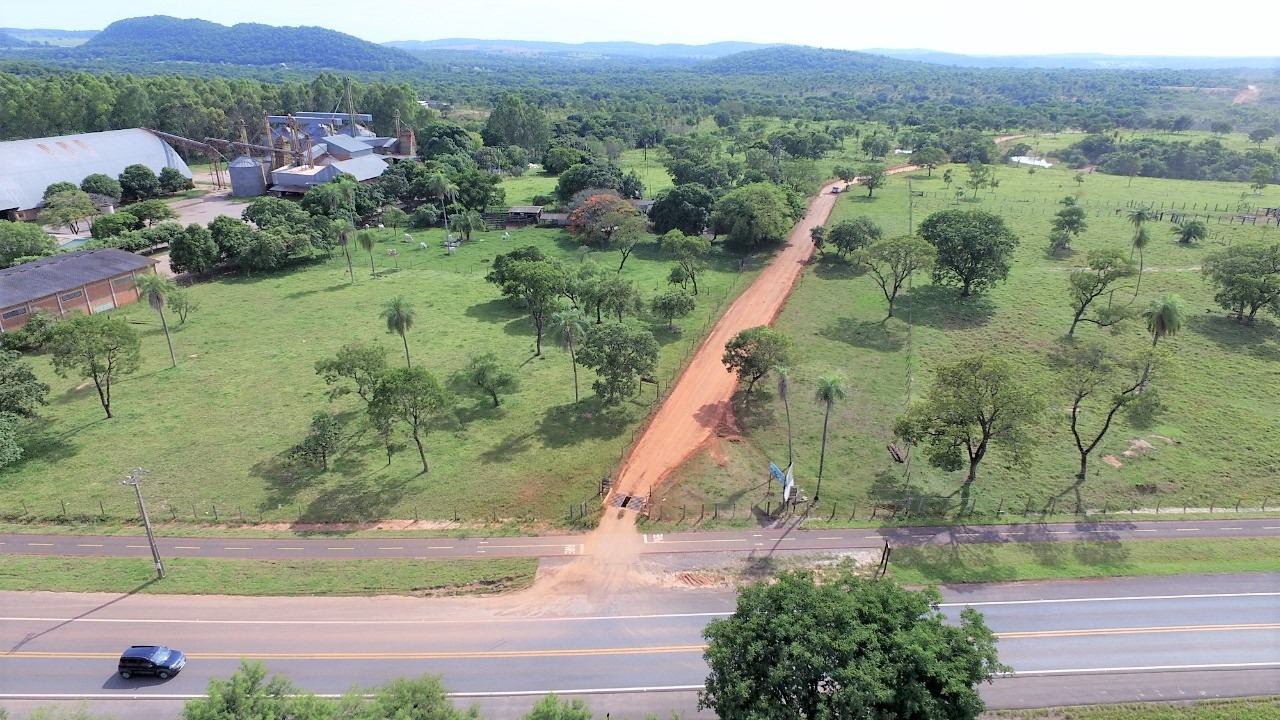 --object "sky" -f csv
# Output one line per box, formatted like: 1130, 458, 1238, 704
6, 0, 1279, 57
